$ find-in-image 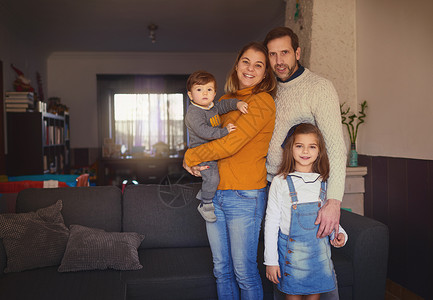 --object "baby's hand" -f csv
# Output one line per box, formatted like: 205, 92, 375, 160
237, 101, 248, 114
330, 232, 346, 248
226, 123, 236, 133
266, 265, 281, 284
